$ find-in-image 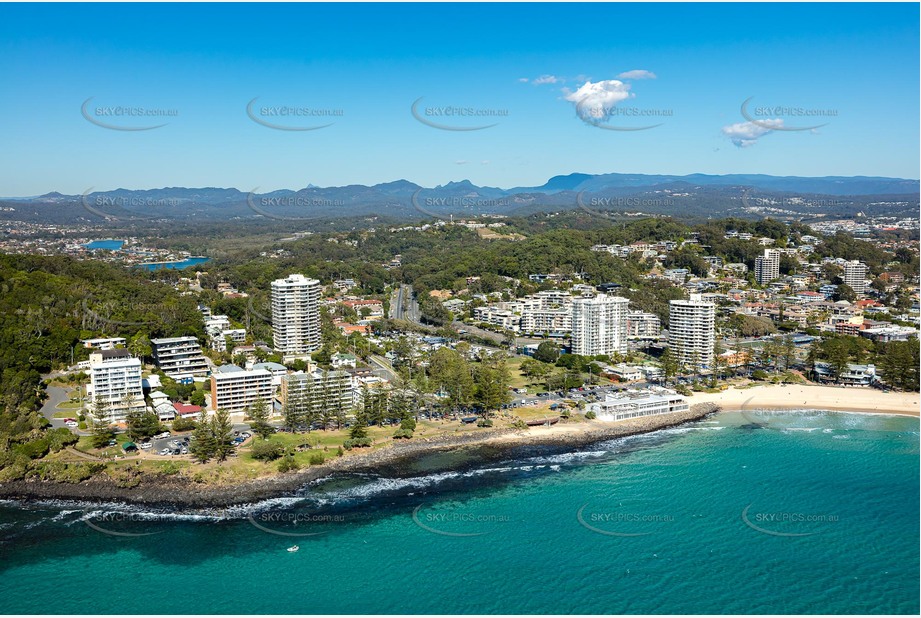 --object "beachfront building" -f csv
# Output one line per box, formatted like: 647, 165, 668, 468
668, 294, 716, 371
587, 388, 689, 421
280, 369, 354, 420
87, 349, 145, 422
626, 311, 662, 340
209, 364, 274, 415
843, 260, 868, 295
571, 294, 630, 356
754, 249, 781, 285
150, 336, 210, 382
271, 274, 322, 360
